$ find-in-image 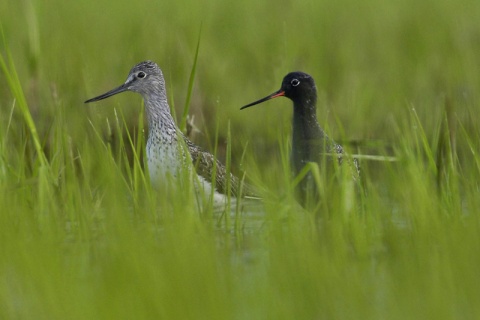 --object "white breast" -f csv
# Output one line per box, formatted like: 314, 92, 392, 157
146, 137, 183, 186
146, 132, 231, 209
